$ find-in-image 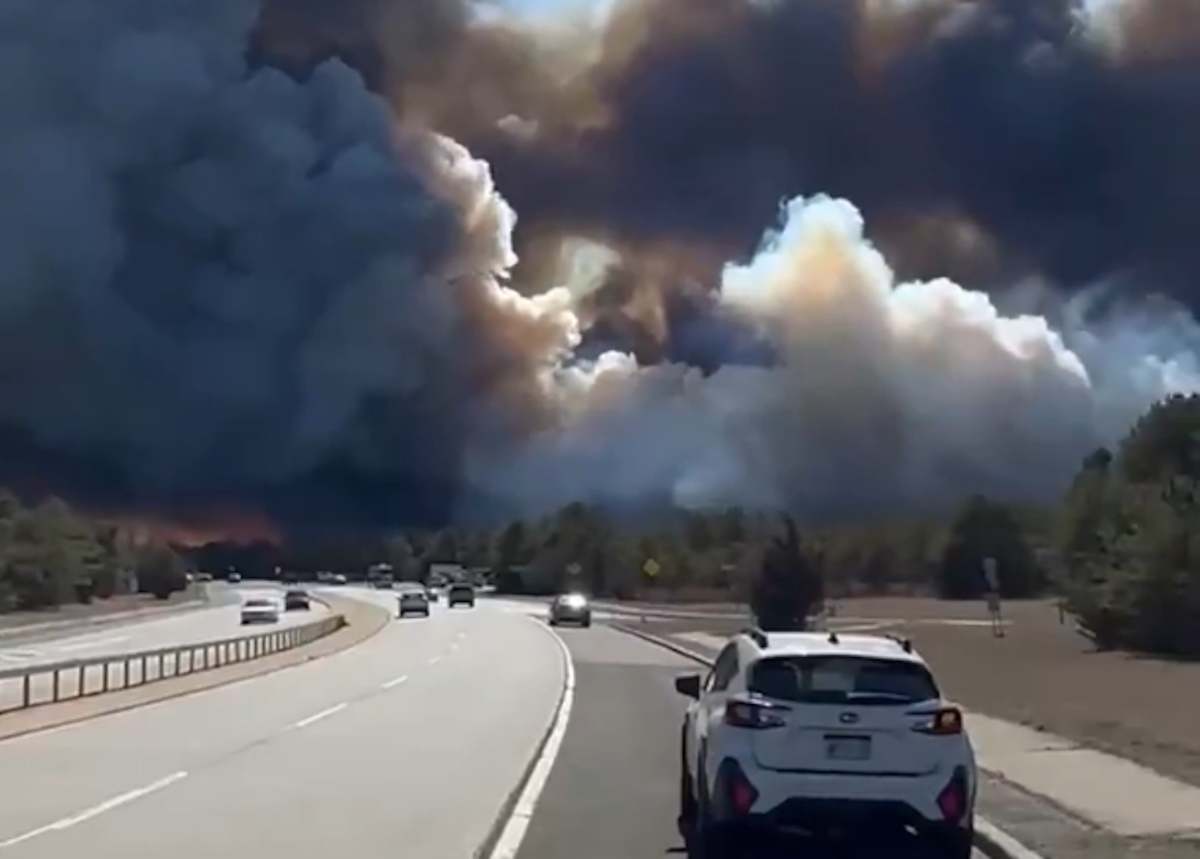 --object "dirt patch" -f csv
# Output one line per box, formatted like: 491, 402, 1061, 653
635, 596, 1200, 789
0, 593, 390, 741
